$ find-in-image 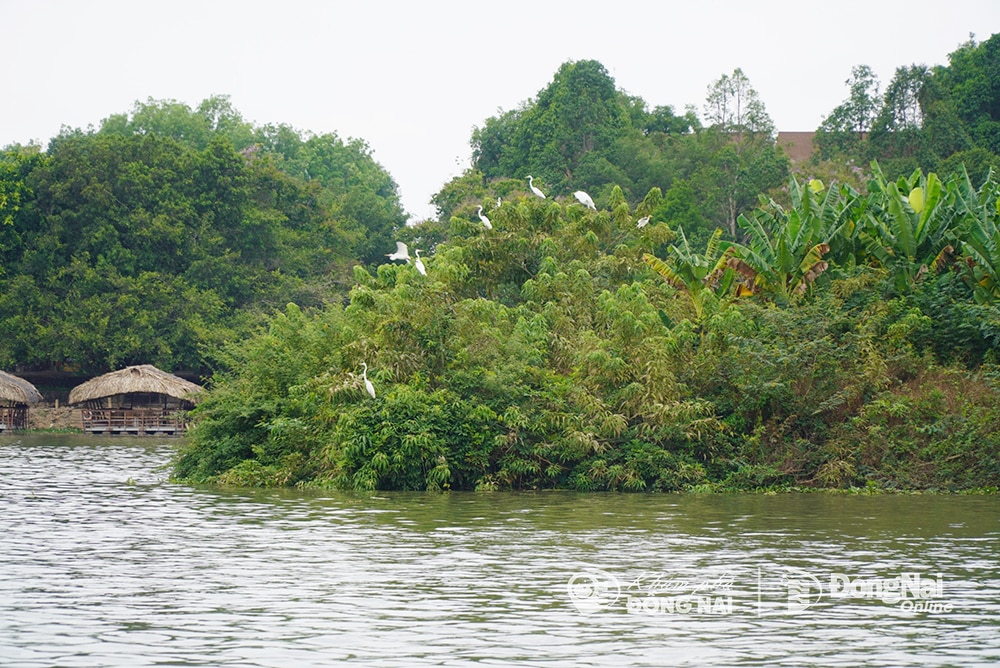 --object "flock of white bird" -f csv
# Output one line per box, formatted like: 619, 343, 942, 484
363, 176, 657, 399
